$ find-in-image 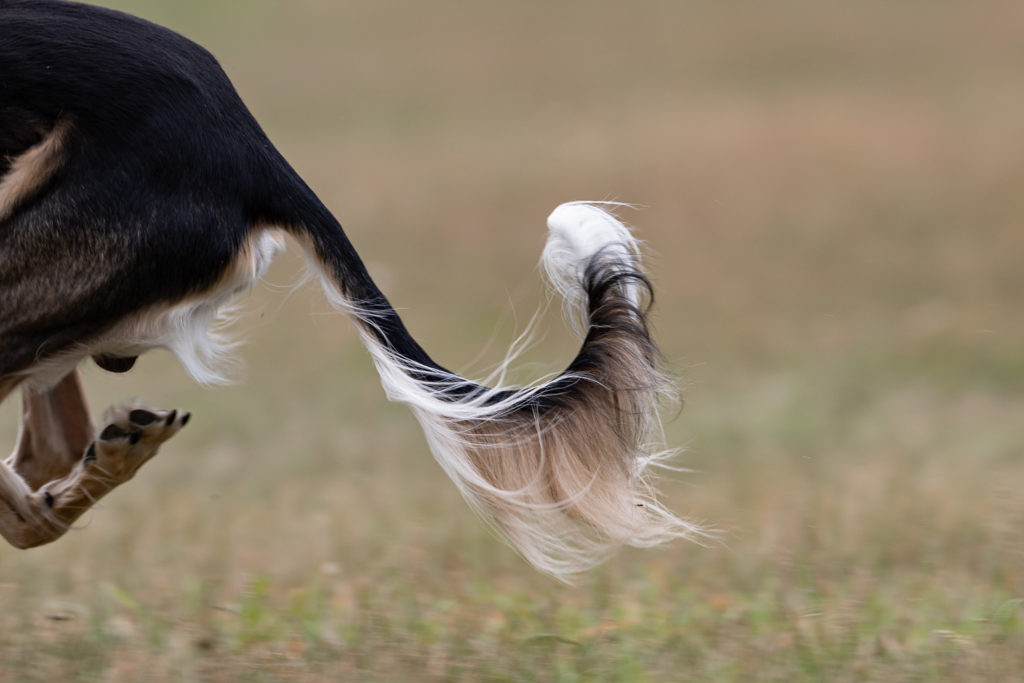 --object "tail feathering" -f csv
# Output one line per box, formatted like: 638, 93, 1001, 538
313, 201, 703, 580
